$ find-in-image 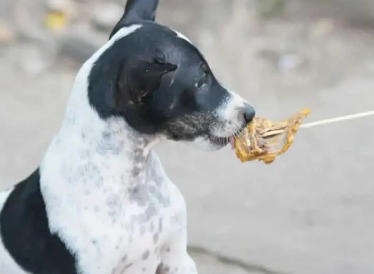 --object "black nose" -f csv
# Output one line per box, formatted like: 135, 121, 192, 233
243, 104, 256, 124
